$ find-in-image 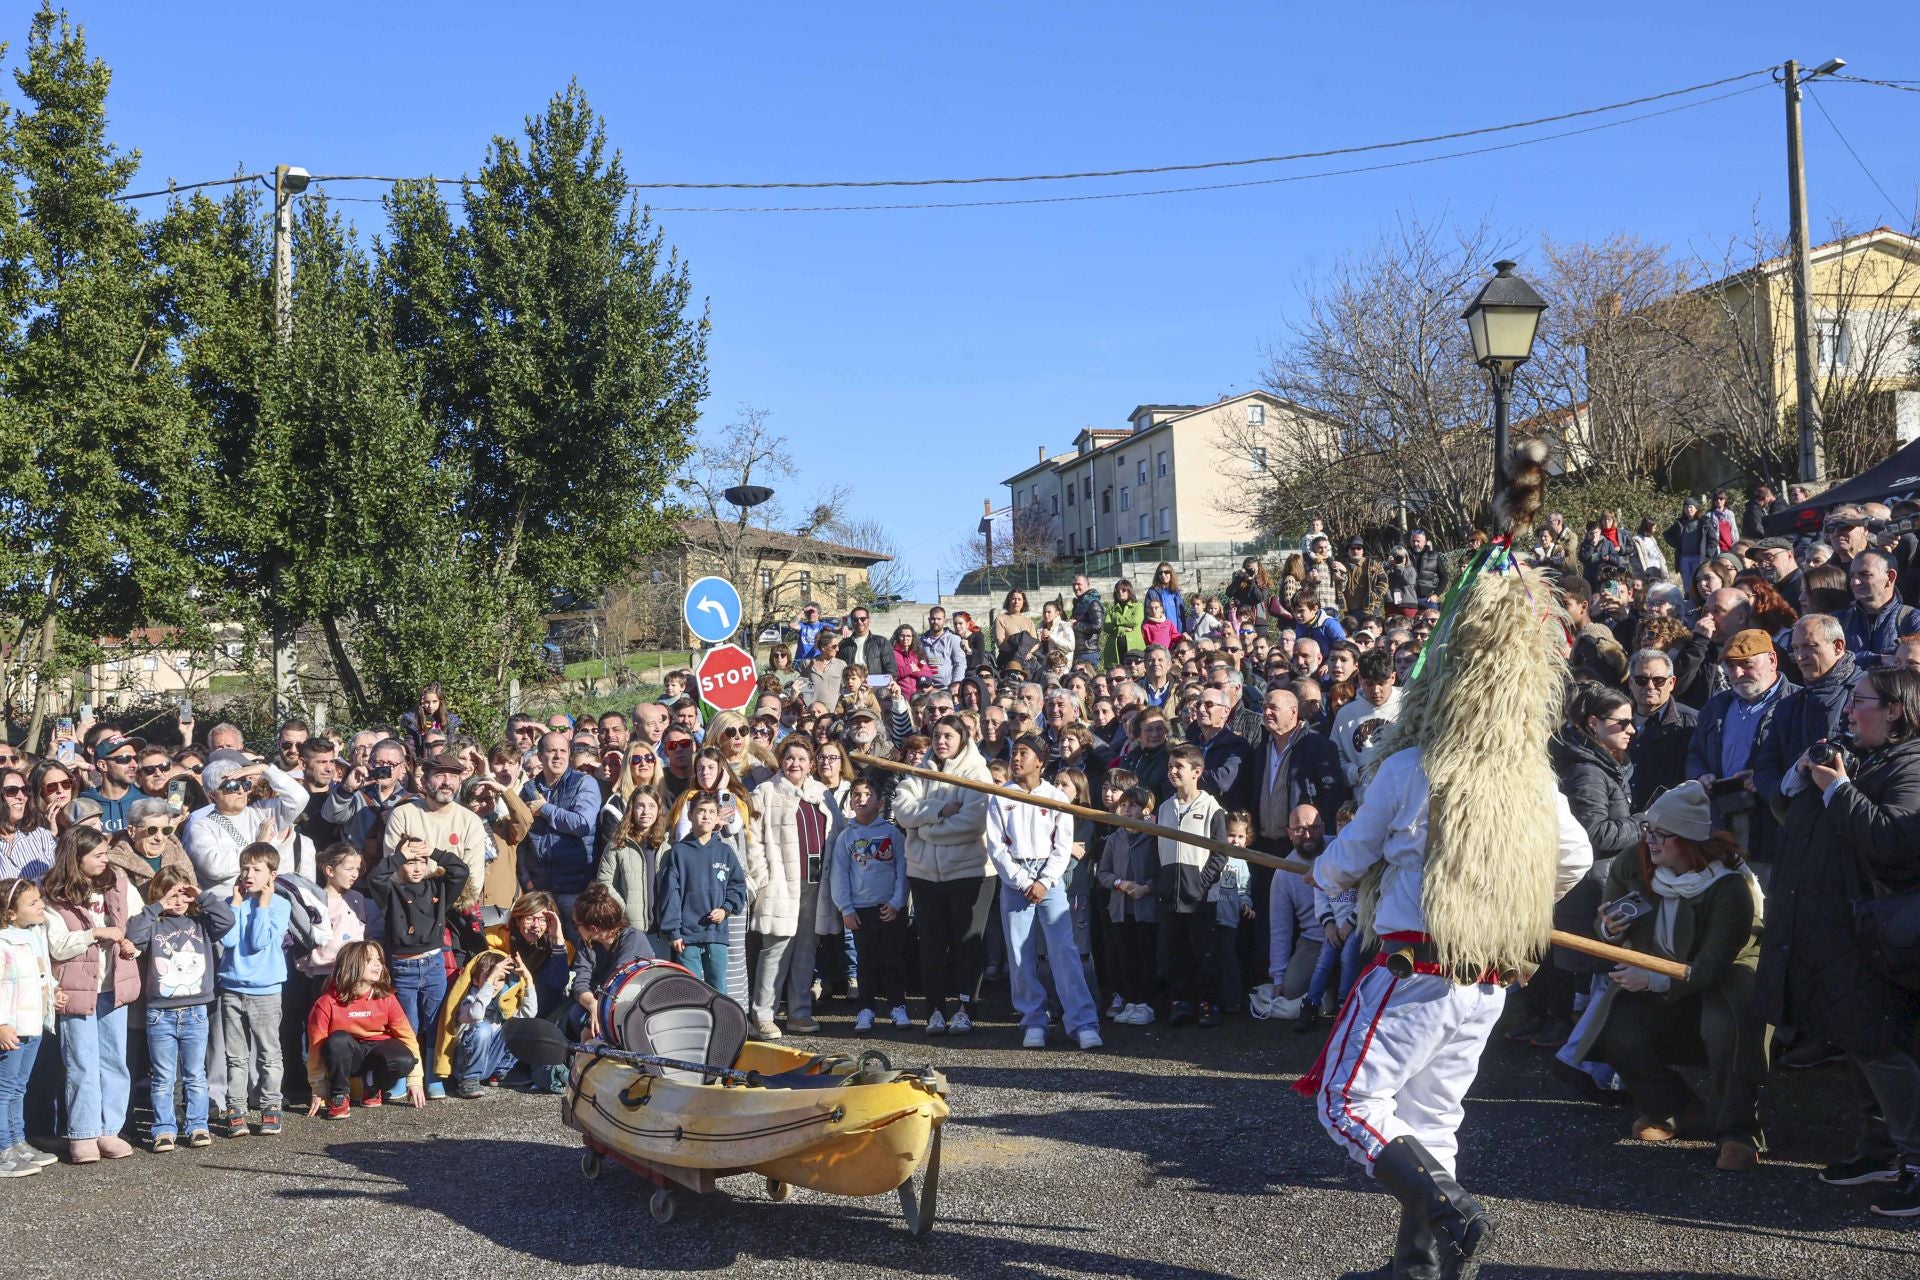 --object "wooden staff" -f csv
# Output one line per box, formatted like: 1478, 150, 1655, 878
852, 751, 1690, 983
